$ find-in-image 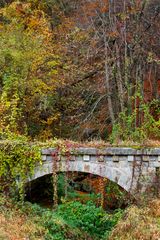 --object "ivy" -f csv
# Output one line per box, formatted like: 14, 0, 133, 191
0, 136, 79, 203
0, 139, 42, 201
